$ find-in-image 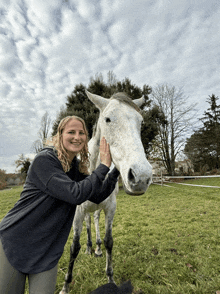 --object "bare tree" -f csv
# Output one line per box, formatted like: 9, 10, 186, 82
107, 70, 118, 95
15, 154, 31, 179
32, 112, 51, 153
150, 84, 197, 175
